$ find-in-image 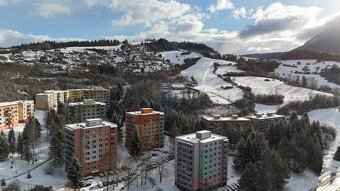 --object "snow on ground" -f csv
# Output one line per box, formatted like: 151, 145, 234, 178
275, 60, 340, 89
231, 76, 332, 105
161, 50, 201, 65
285, 170, 319, 191
181, 57, 244, 105
215, 62, 244, 76
0, 110, 68, 190
255, 104, 280, 113
60, 45, 122, 53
